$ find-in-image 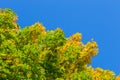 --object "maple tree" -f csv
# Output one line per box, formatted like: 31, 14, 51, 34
0, 8, 120, 80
